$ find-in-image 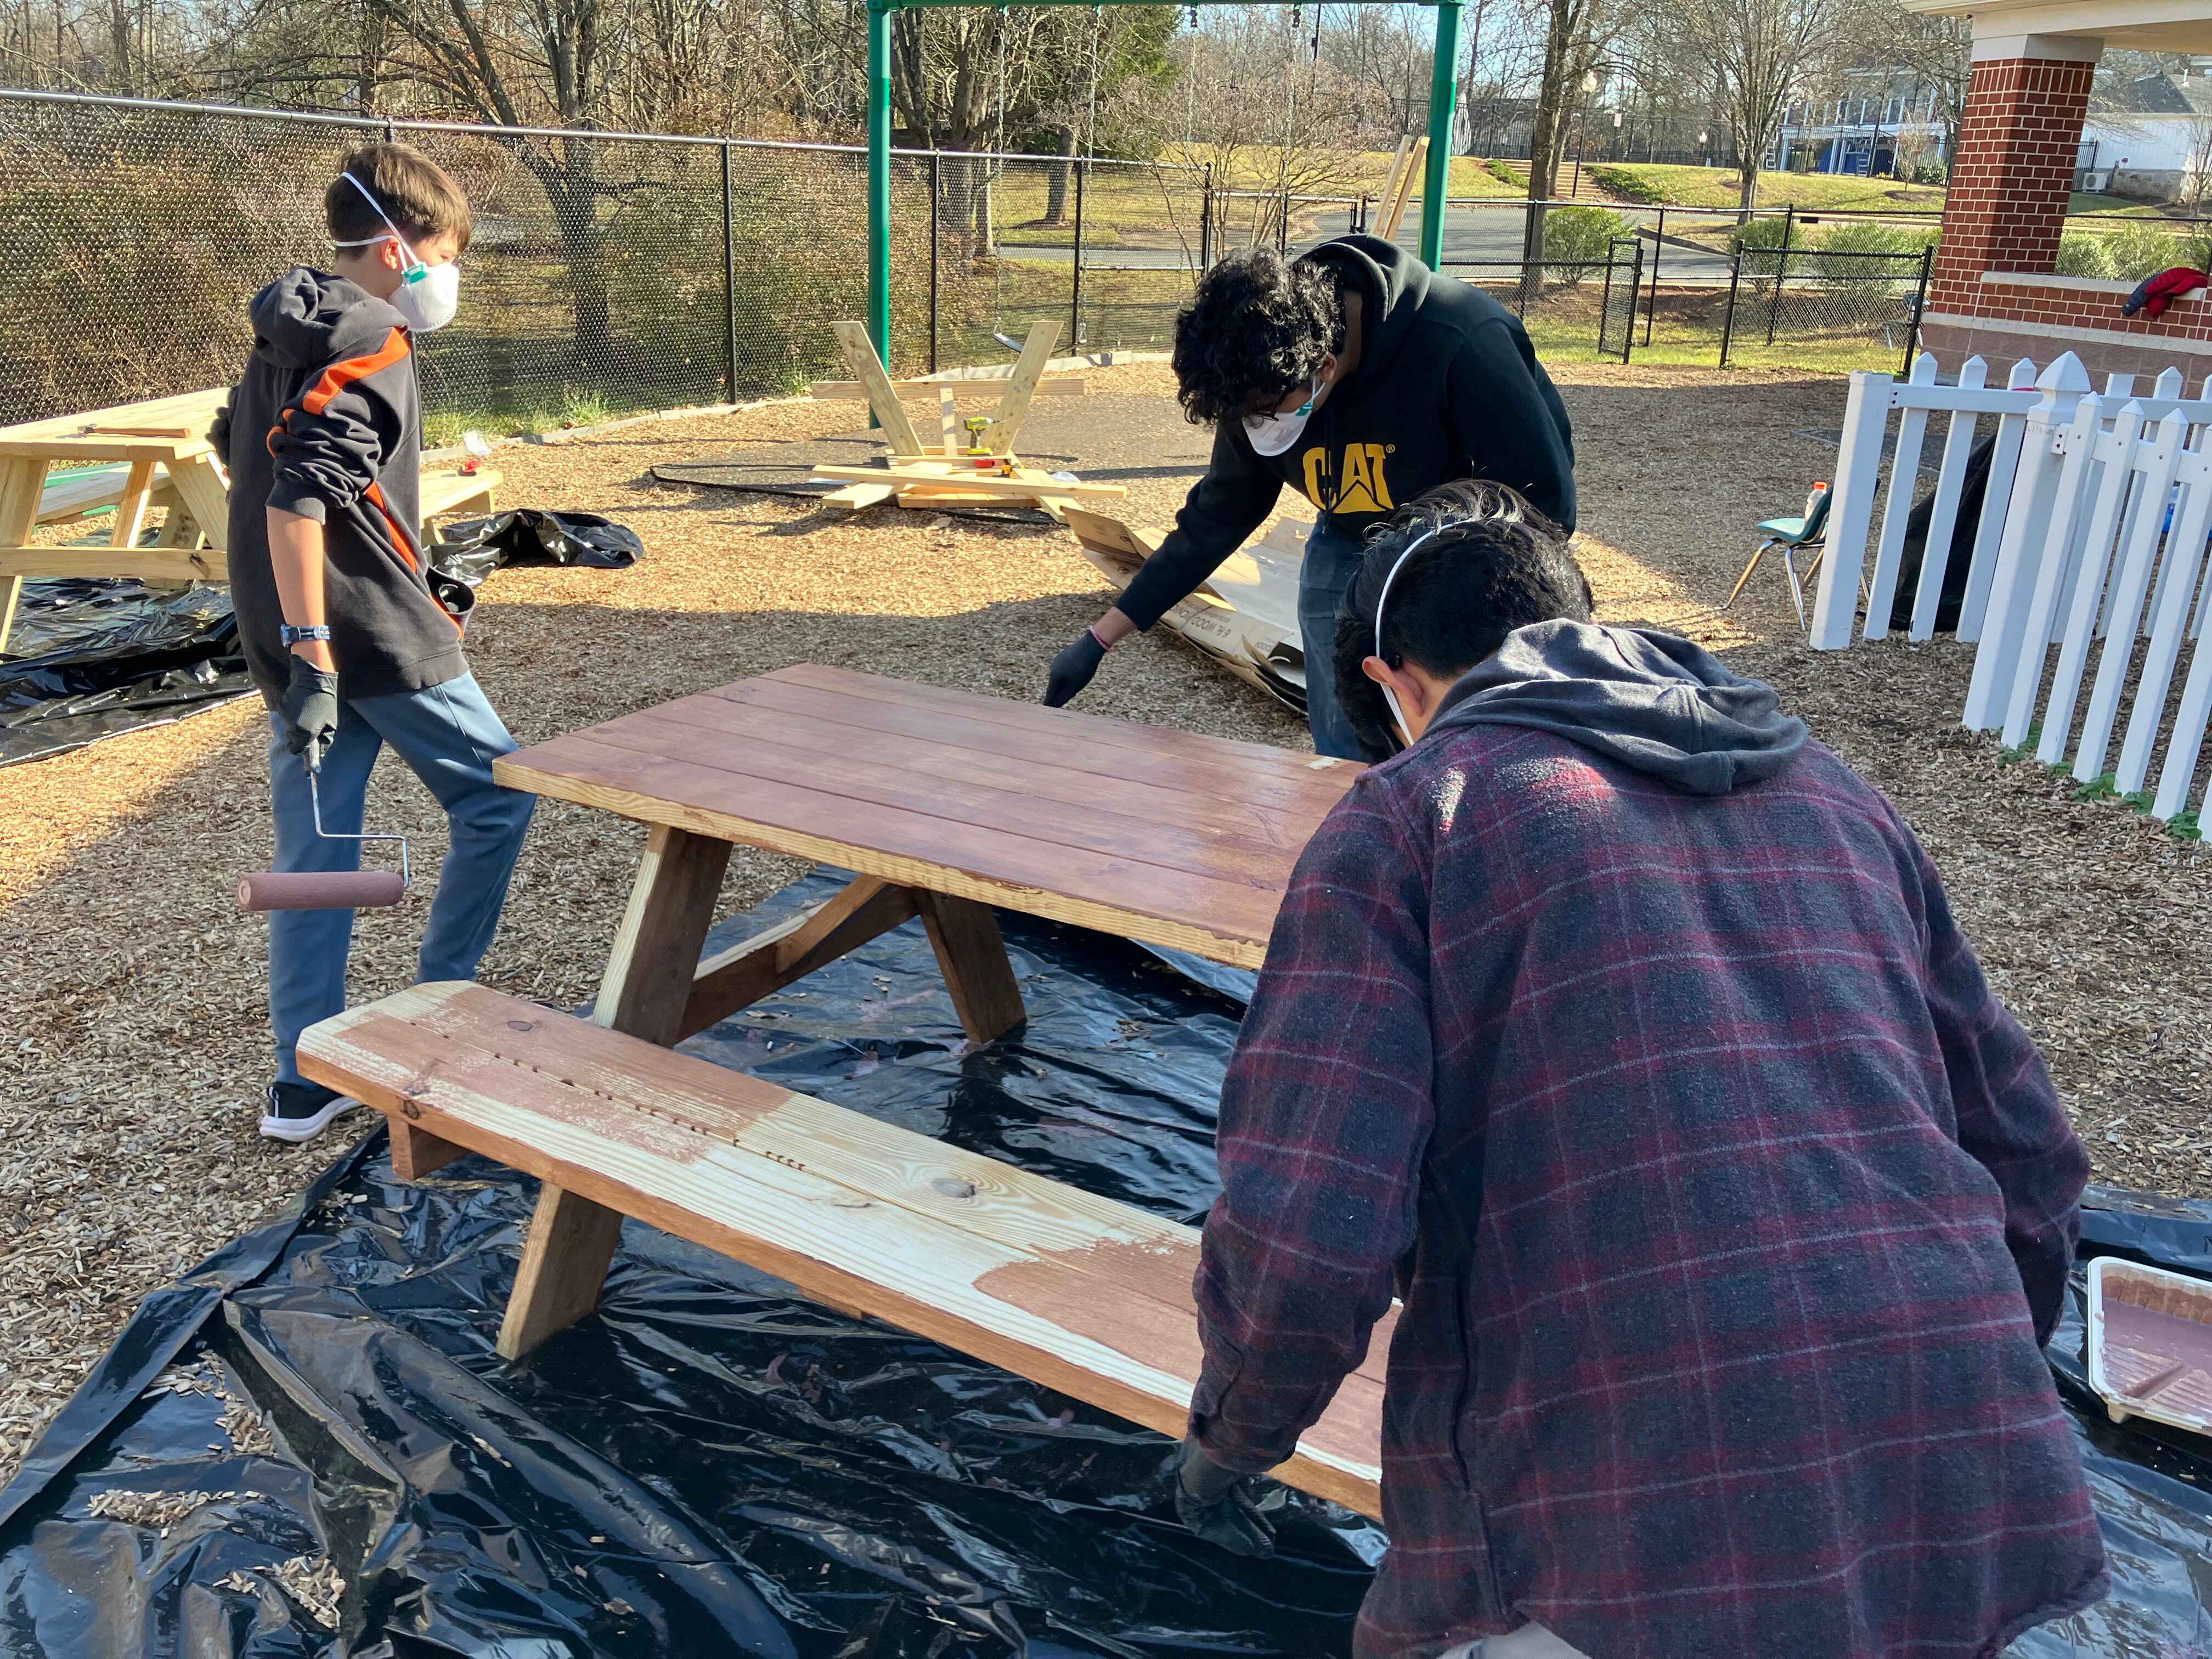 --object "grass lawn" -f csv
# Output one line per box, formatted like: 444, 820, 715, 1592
1160, 143, 1522, 199
1587, 163, 1945, 215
